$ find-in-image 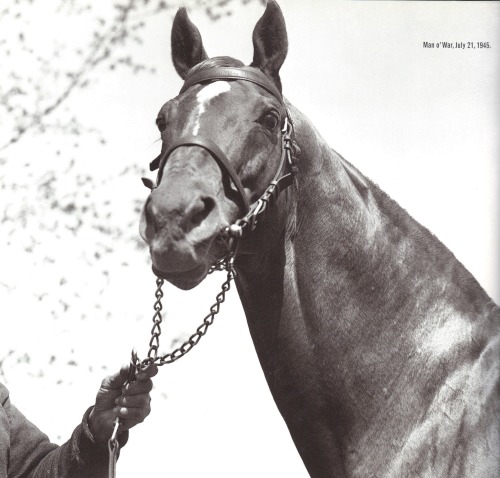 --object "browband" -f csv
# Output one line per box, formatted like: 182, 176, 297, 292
179, 67, 283, 104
